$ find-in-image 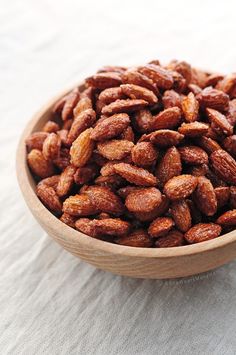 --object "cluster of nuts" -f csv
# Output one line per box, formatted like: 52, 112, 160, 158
26, 59, 236, 248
